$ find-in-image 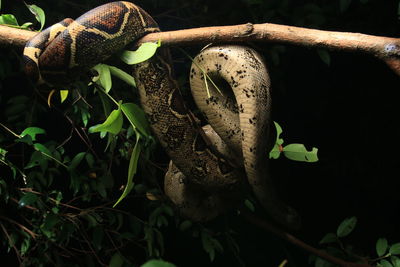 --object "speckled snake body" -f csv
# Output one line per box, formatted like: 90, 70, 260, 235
23, 1, 300, 229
